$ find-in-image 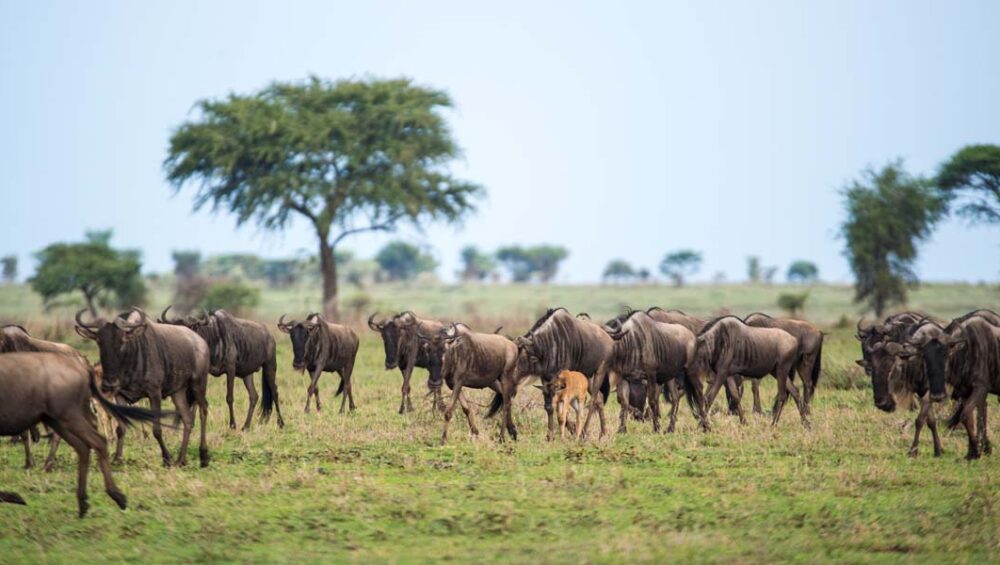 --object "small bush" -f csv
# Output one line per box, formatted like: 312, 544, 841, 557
200, 280, 260, 316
